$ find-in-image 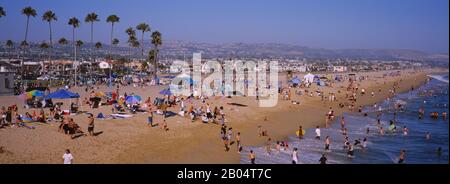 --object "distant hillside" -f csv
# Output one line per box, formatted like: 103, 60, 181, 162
159, 40, 449, 61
